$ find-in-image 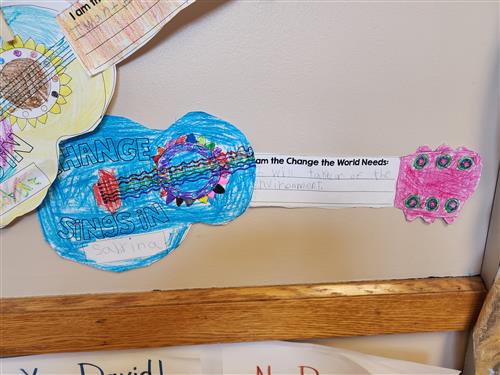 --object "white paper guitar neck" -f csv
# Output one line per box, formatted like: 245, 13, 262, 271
251, 153, 400, 208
